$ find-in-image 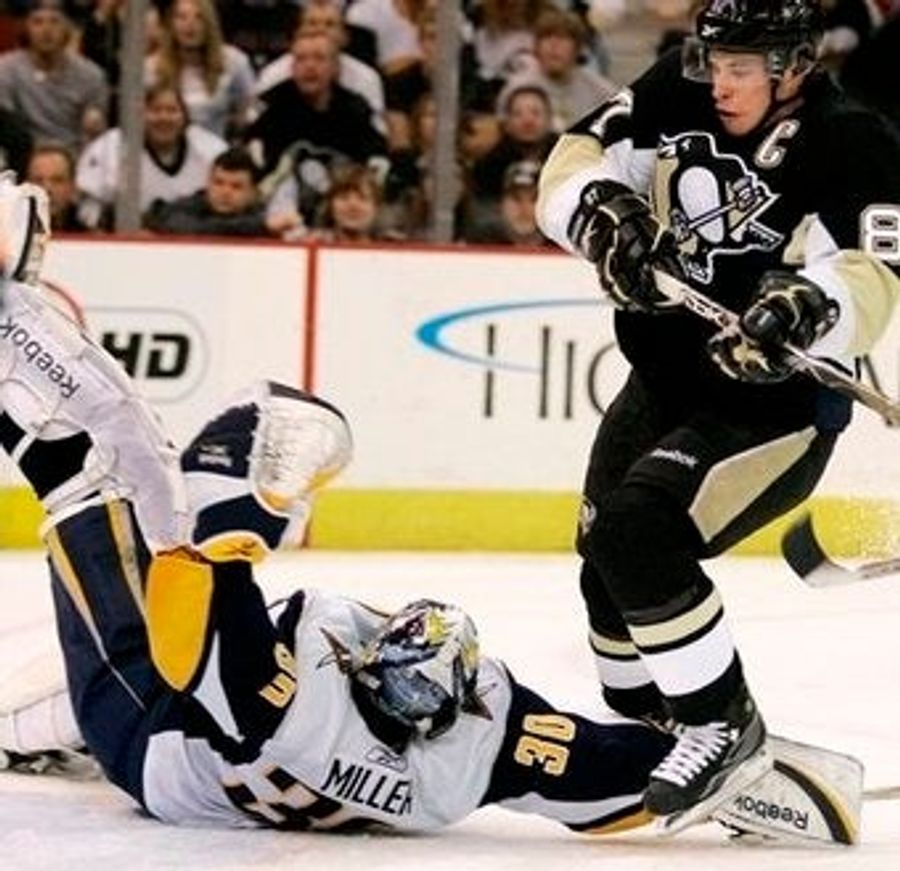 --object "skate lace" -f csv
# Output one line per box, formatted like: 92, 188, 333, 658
653, 721, 733, 787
